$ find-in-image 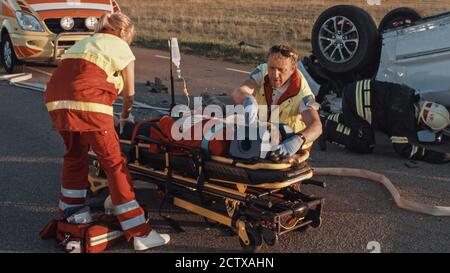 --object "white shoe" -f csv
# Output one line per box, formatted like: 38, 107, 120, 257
104, 195, 114, 215
134, 230, 170, 251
